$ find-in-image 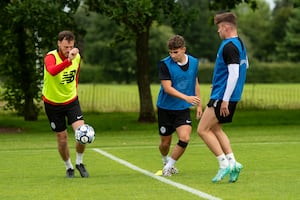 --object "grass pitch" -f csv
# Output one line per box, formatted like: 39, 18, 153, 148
0, 110, 299, 200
